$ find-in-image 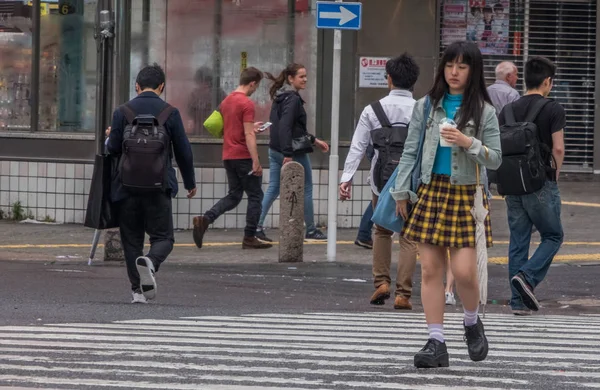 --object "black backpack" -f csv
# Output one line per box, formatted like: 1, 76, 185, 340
369, 101, 409, 192
119, 103, 174, 192
491, 98, 550, 196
